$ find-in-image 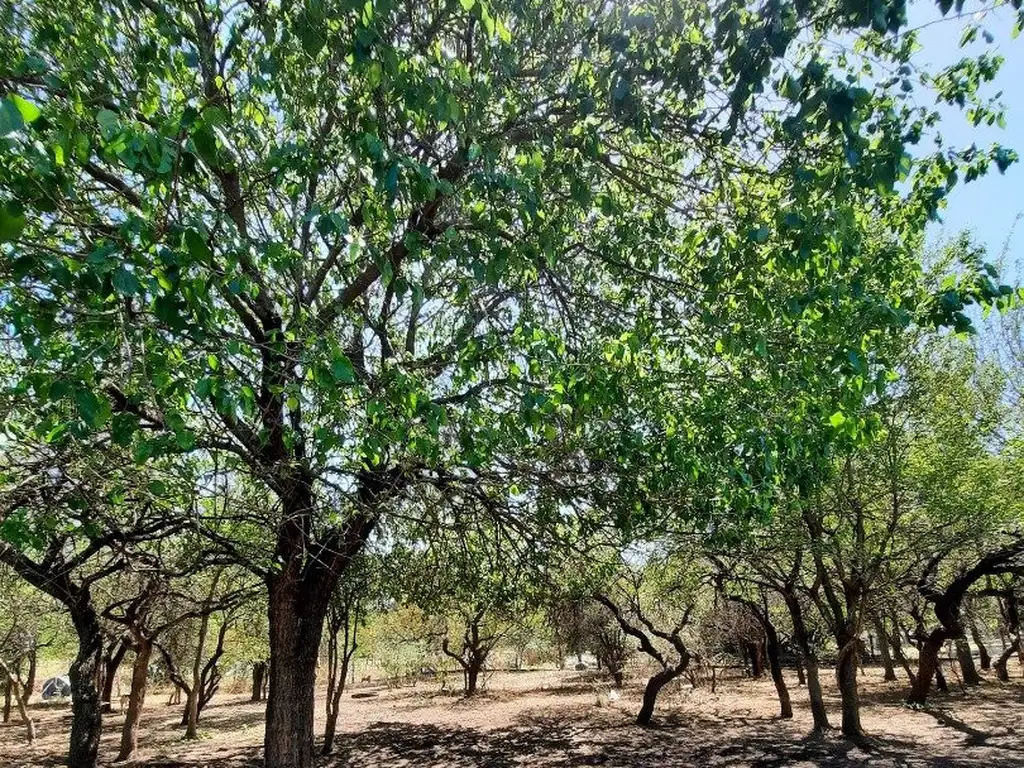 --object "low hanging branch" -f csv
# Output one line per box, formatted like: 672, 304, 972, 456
594, 593, 693, 726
